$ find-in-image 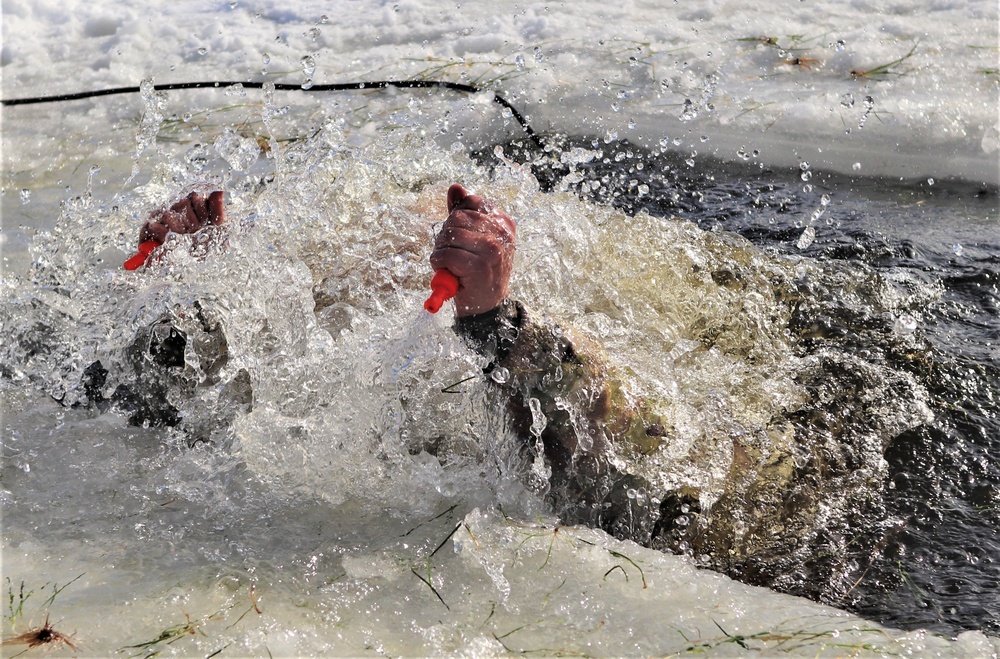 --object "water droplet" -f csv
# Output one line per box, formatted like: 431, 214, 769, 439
799, 161, 810, 171
611, 102, 622, 112
627, 119, 636, 129
262, 52, 271, 64
835, 39, 846, 51
19, 189, 31, 204
700, 135, 709, 142
680, 98, 698, 122
801, 170, 812, 181
603, 131, 618, 144
637, 184, 649, 196
862, 95, 875, 111
514, 54, 525, 71
852, 162, 862, 171
840, 93, 855, 108
301, 55, 316, 78
802, 184, 813, 193
301, 78, 314, 90
894, 314, 918, 335
628, 56, 638, 67
307, 27, 321, 41
952, 243, 964, 257
215, 126, 261, 171
392, 4, 399, 10
528, 397, 547, 437
229, 0, 237, 7
197, 47, 208, 56
927, 177, 935, 186
534, 46, 544, 62
796, 225, 816, 249
491, 367, 510, 384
